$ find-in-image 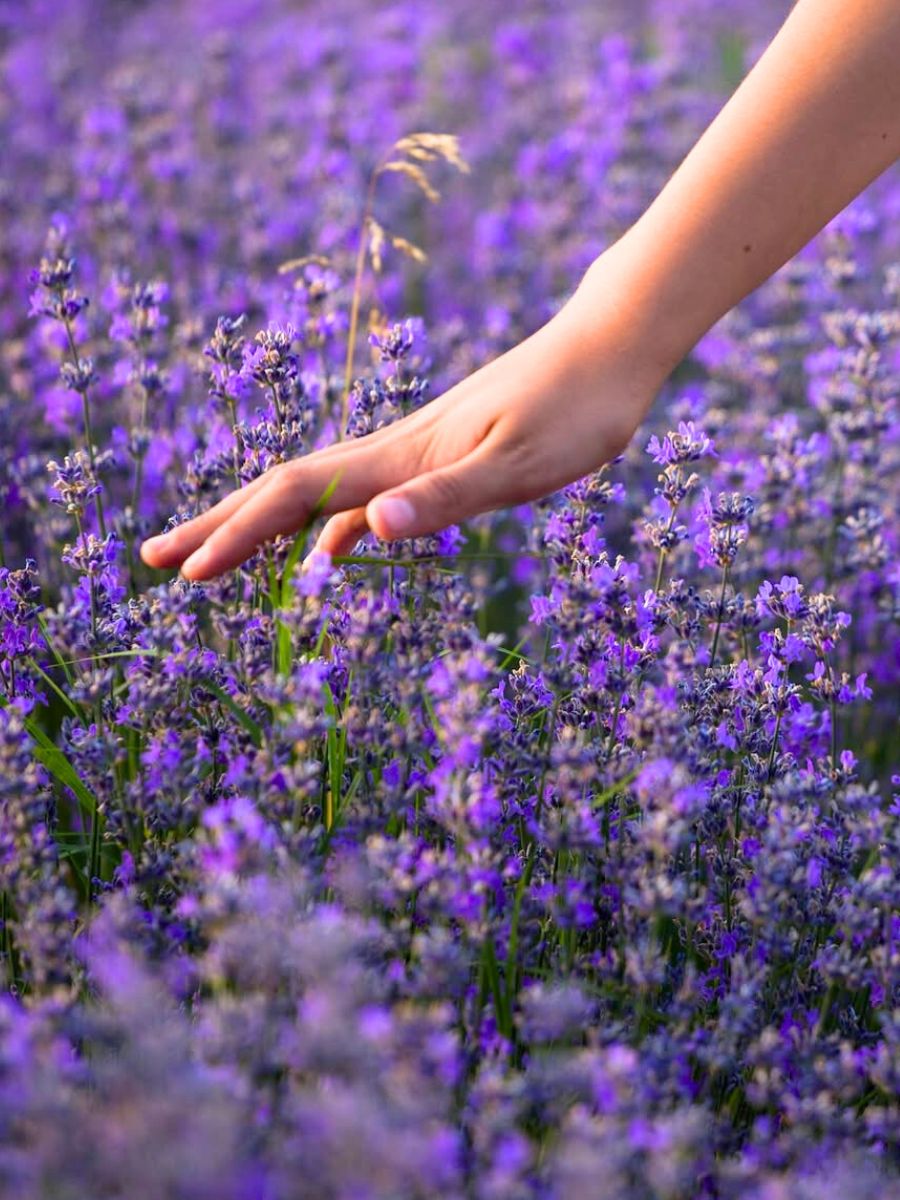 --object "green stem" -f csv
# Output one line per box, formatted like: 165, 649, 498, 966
830, 692, 839, 769
268, 382, 284, 433
534, 696, 560, 834
227, 397, 244, 490
73, 514, 98, 644
824, 454, 845, 589
62, 316, 107, 538
708, 563, 730, 668
605, 639, 628, 757
88, 791, 103, 904
766, 707, 783, 783
653, 498, 682, 595
1, 890, 11, 986
341, 165, 384, 436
